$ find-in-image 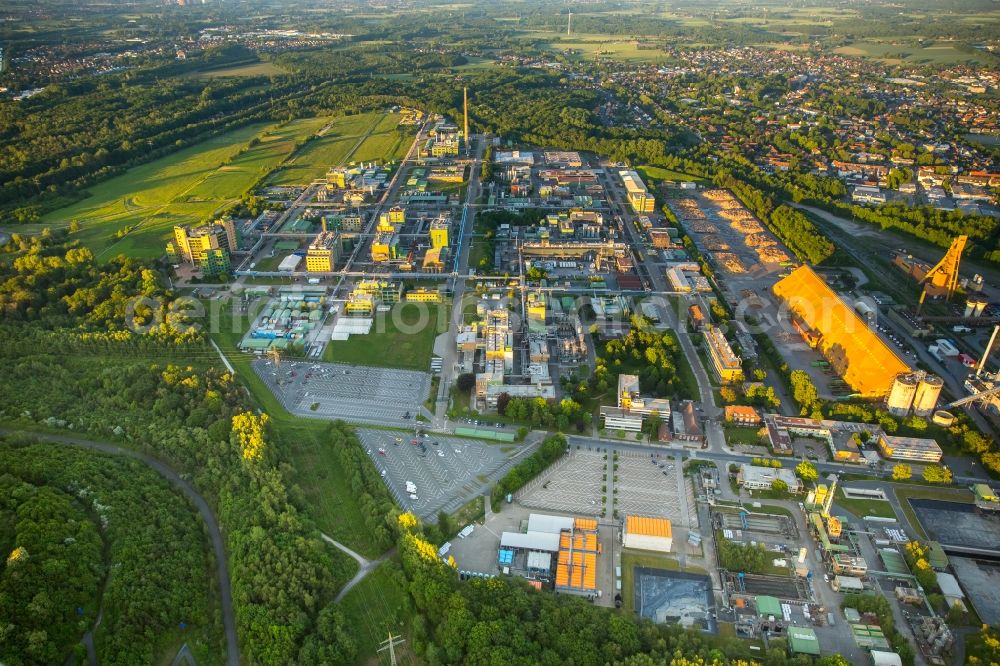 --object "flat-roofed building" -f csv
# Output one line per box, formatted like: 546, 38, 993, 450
623, 515, 672, 553
773, 265, 910, 397
737, 464, 802, 492
619, 169, 656, 213
704, 325, 743, 383
305, 231, 342, 272
877, 433, 943, 462
829, 553, 868, 576
430, 216, 450, 248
